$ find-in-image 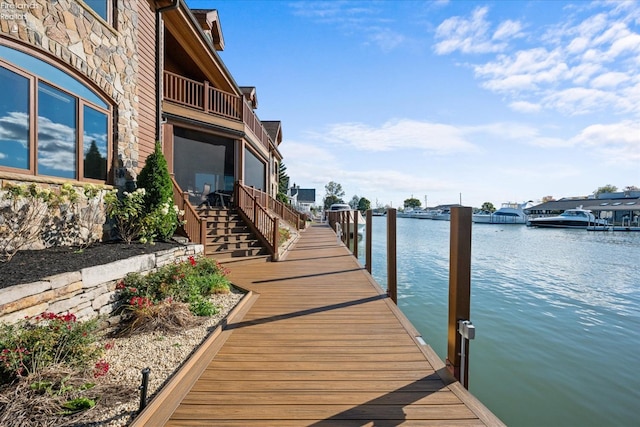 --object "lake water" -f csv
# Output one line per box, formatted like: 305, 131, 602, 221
356, 216, 640, 427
